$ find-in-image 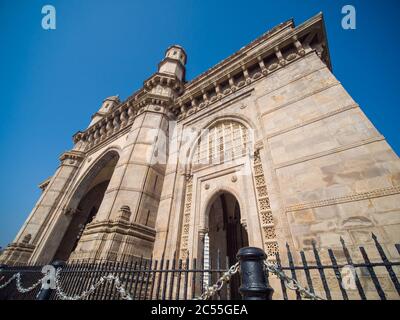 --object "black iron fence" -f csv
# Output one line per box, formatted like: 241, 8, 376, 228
0, 234, 399, 300
0, 265, 43, 300
274, 234, 400, 300
0, 256, 235, 300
